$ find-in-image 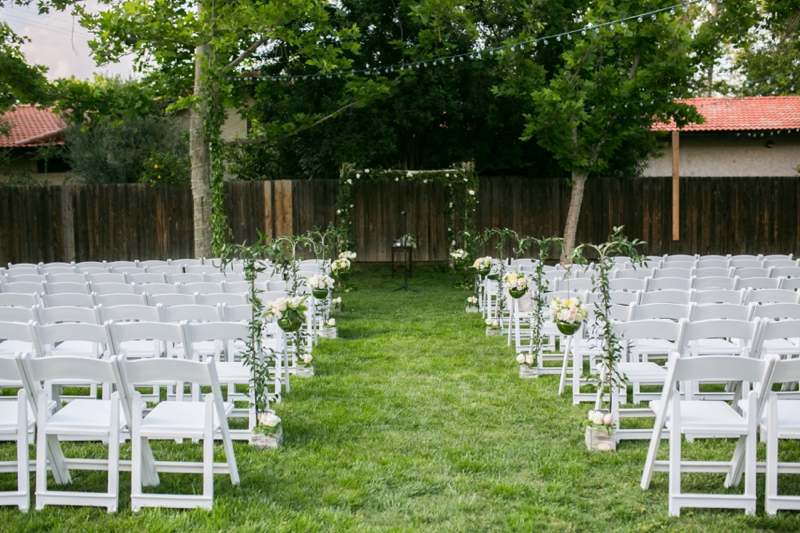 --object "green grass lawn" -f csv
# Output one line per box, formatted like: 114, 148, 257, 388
3, 264, 800, 531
